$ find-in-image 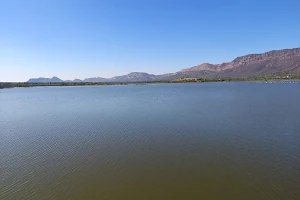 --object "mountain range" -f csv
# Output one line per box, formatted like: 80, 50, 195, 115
27, 47, 300, 83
